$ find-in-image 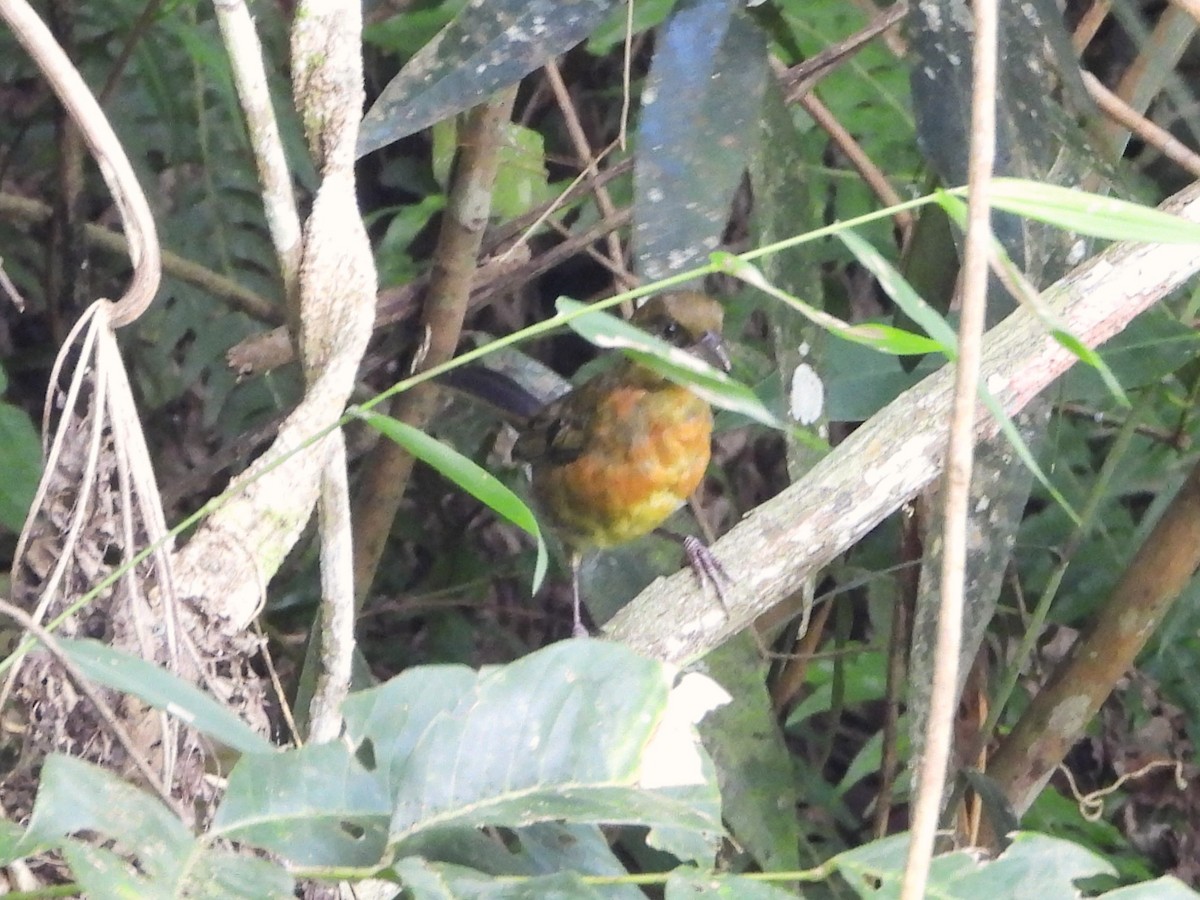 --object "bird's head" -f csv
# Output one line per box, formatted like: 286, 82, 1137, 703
631, 292, 731, 372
